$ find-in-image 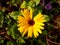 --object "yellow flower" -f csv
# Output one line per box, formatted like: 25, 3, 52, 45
17, 9, 46, 38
